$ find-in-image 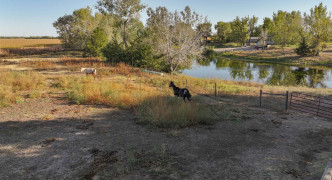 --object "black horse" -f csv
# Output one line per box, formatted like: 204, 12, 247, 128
169, 81, 191, 101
